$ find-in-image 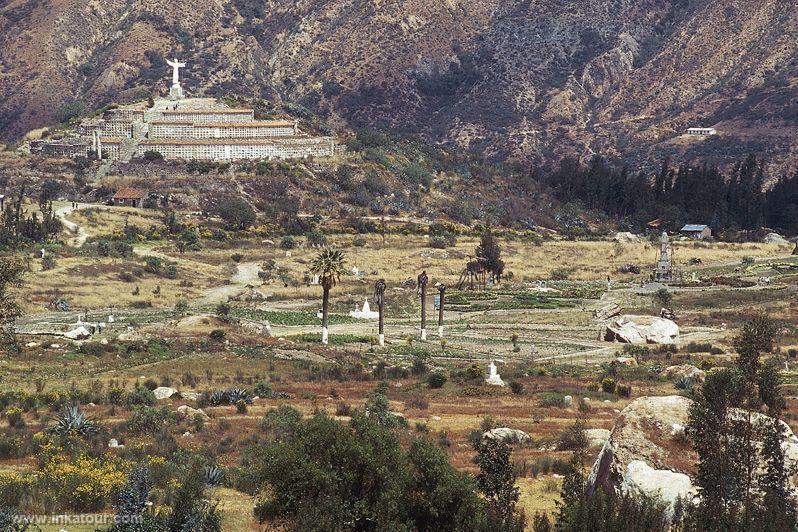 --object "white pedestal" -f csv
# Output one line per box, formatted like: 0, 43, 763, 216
438, 325, 444, 337
420, 329, 427, 341
169, 84, 184, 100
379, 334, 385, 347
322, 327, 329, 345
